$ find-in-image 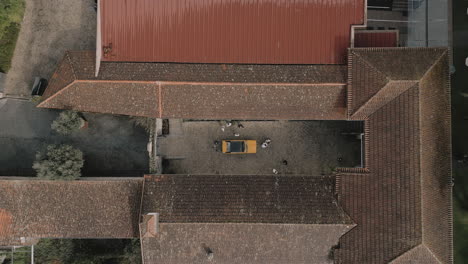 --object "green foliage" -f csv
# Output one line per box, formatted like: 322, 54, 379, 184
121, 239, 142, 264
31, 239, 142, 264
35, 239, 75, 263
455, 200, 468, 264
131, 116, 155, 134
0, 0, 25, 72
33, 144, 84, 180
51, 111, 85, 135
30, 95, 43, 104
